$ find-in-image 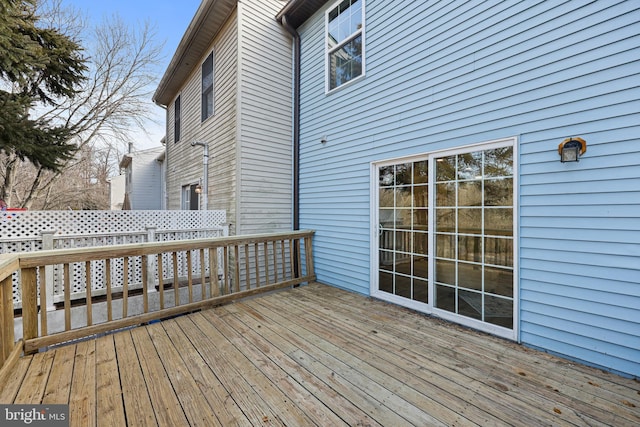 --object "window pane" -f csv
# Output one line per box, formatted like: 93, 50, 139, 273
458, 235, 481, 263
436, 233, 455, 259
484, 208, 512, 236
485, 237, 513, 267
396, 274, 412, 298
379, 271, 393, 293
458, 181, 481, 206
413, 185, 428, 208
379, 188, 394, 207
379, 230, 394, 250
436, 182, 455, 206
458, 262, 482, 291
413, 255, 428, 279
413, 278, 429, 303
435, 284, 455, 312
413, 231, 428, 255
436, 208, 455, 232
458, 152, 482, 180
484, 146, 513, 177
329, 34, 362, 89
485, 294, 513, 328
395, 255, 411, 275
379, 249, 393, 269
485, 266, 513, 297
435, 259, 455, 285
458, 289, 482, 320
395, 163, 412, 185
379, 209, 394, 228
484, 178, 513, 206
395, 231, 411, 253
413, 208, 428, 231
379, 166, 394, 186
458, 208, 481, 234
395, 209, 412, 229
395, 187, 412, 207
413, 160, 428, 184
435, 156, 456, 181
